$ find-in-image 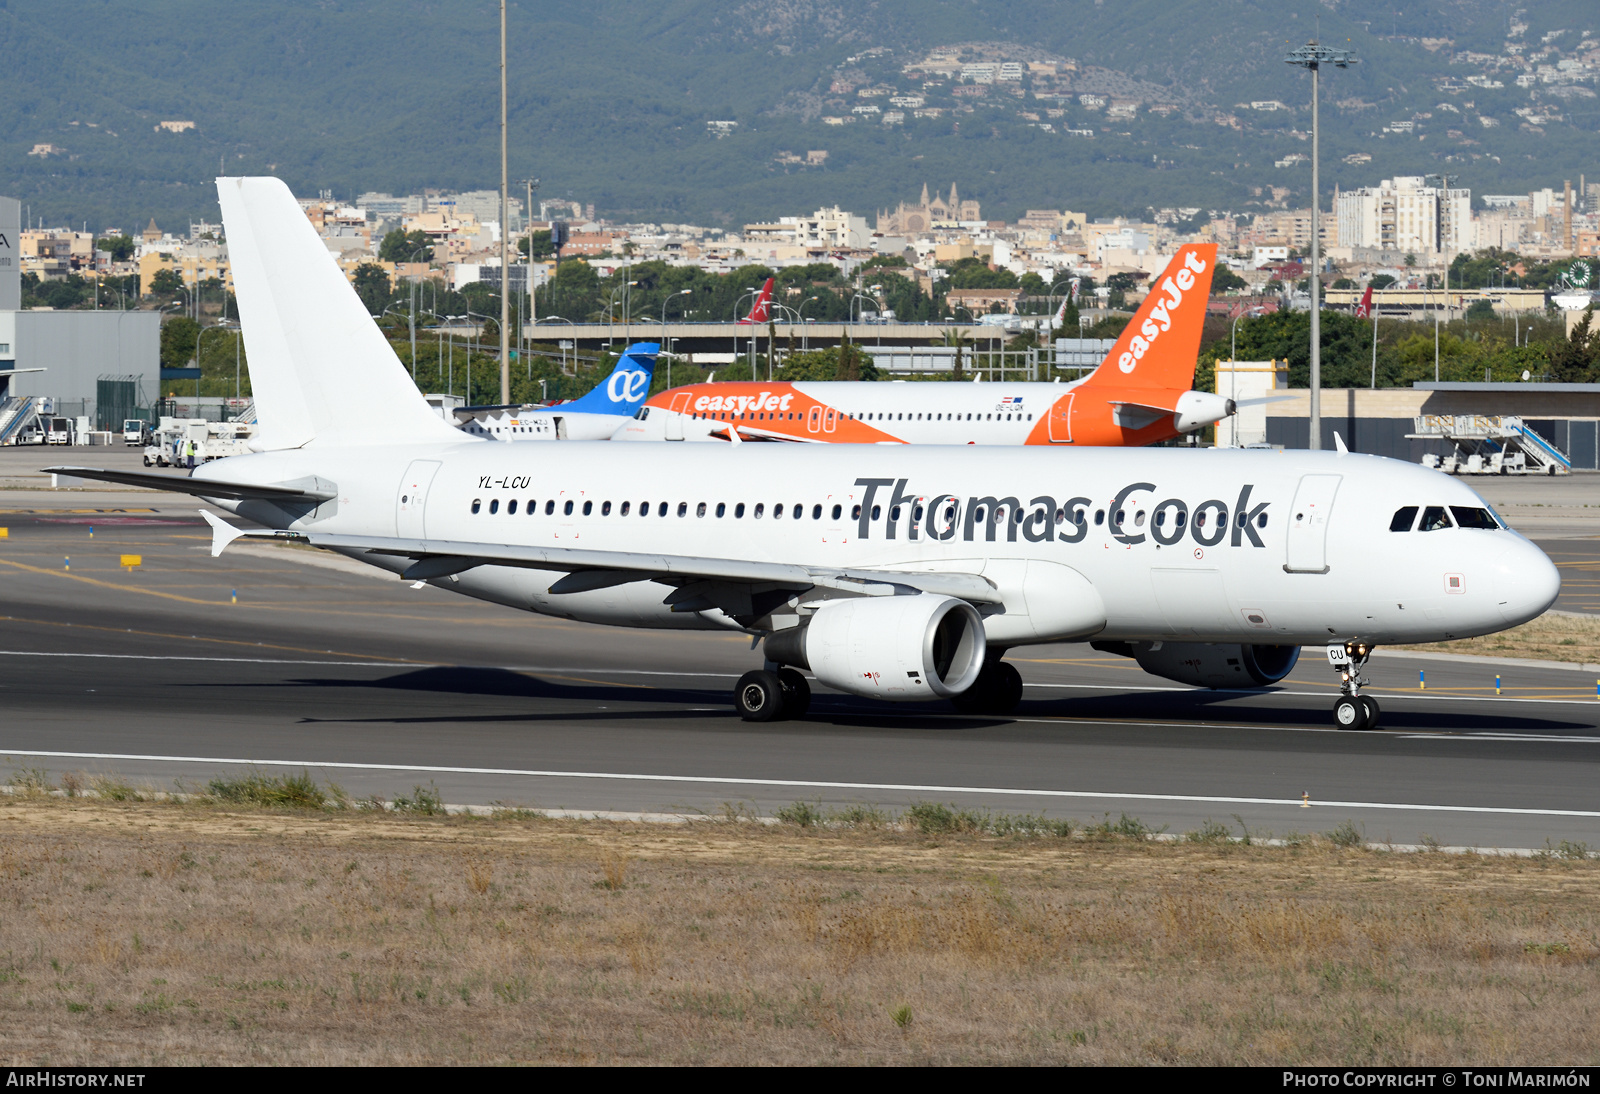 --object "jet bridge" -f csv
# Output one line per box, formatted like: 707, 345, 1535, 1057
1408, 414, 1570, 475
